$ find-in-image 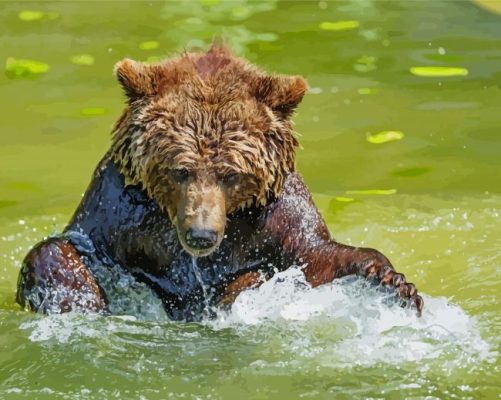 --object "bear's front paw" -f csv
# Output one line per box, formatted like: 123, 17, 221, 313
362, 262, 424, 317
